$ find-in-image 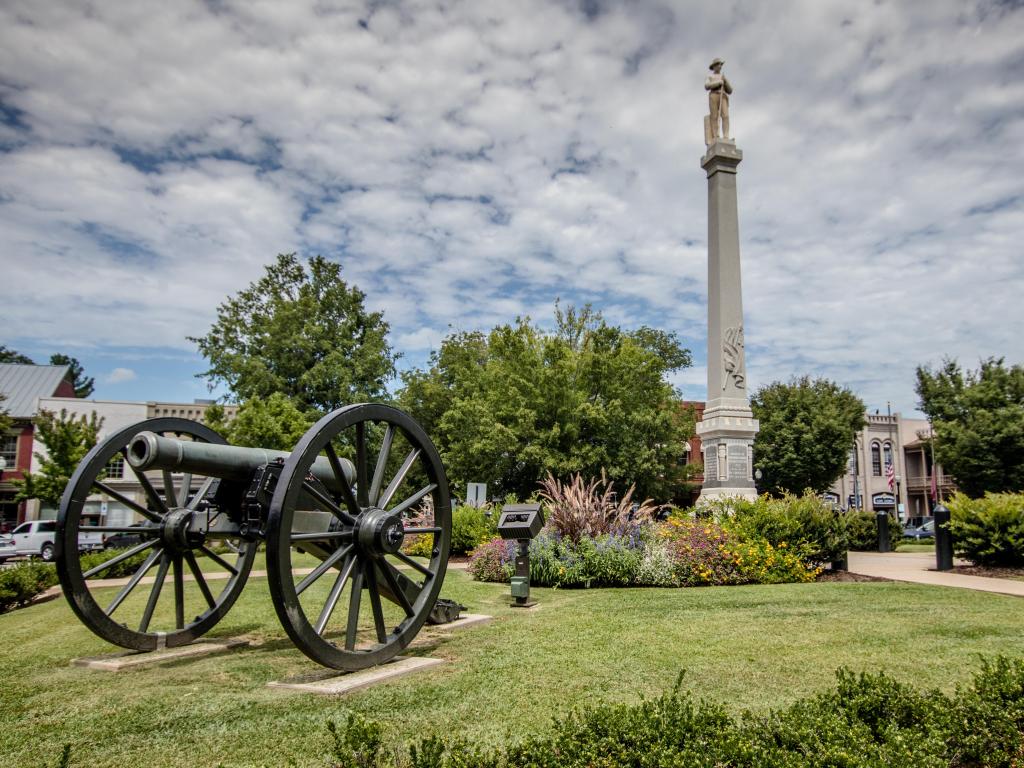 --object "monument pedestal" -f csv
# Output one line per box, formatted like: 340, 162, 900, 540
698, 139, 758, 503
